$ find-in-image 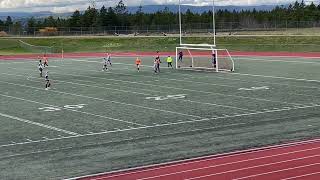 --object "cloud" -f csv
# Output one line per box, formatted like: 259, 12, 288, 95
0, 0, 305, 12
